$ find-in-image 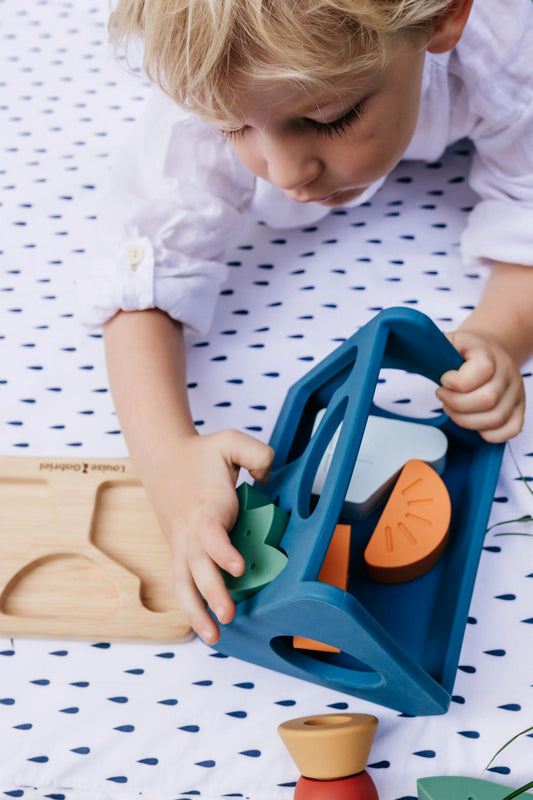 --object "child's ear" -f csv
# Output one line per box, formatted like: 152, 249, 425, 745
426, 0, 474, 54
